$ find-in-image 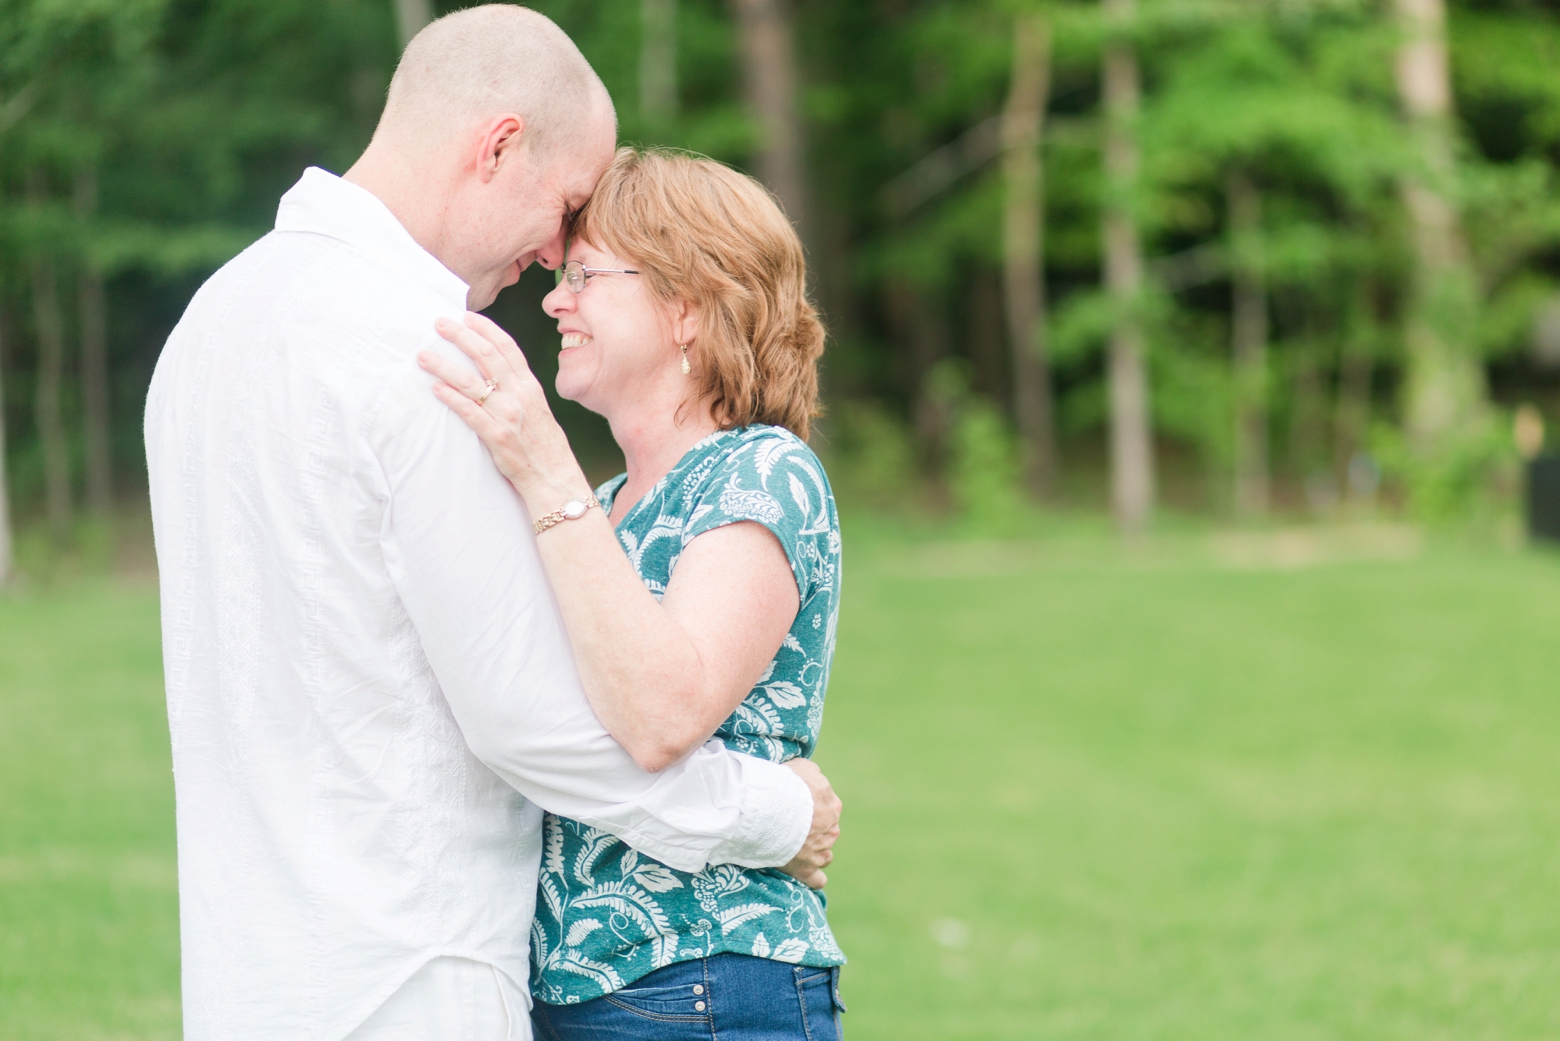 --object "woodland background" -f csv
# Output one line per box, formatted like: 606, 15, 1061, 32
3, 0, 1560, 574
7, 5, 1560, 1037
